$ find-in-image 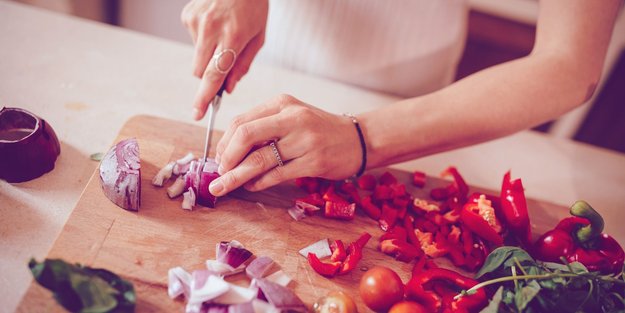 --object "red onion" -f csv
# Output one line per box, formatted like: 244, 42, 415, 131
216, 241, 253, 269
99, 138, 141, 211
245, 256, 274, 279
254, 278, 306, 312
0, 107, 60, 183
185, 159, 220, 208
